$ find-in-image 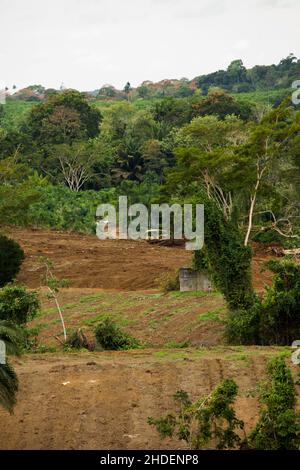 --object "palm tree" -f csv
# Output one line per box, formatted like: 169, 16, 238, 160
0, 321, 21, 413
